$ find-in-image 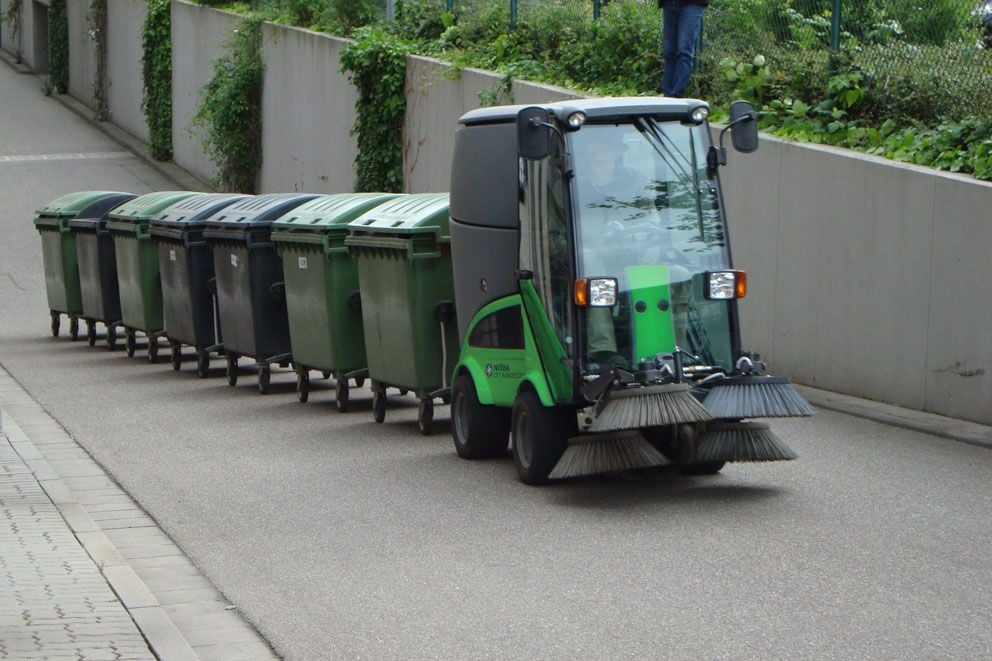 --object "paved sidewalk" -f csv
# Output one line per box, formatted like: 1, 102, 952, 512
0, 367, 278, 661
